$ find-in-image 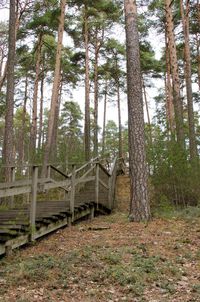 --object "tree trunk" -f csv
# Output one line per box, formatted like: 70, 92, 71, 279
38, 71, 44, 151
142, 78, 153, 144
18, 75, 28, 166
51, 75, 62, 162
84, 5, 91, 161
102, 79, 107, 157
93, 29, 100, 158
30, 32, 43, 162
2, 0, 16, 181
197, 34, 200, 90
180, 0, 197, 160
165, 0, 185, 149
42, 0, 66, 175
117, 79, 123, 158
195, 0, 200, 89
124, 0, 151, 222
165, 32, 175, 135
